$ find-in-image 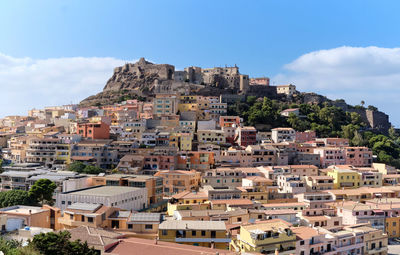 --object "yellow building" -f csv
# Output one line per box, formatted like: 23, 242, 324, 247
166, 190, 209, 216
169, 133, 180, 148
55, 143, 71, 164
327, 168, 360, 189
168, 133, 193, 151
350, 225, 388, 255
180, 133, 193, 151
158, 220, 230, 249
230, 219, 296, 254
386, 216, 400, 238
197, 130, 226, 144
178, 103, 198, 113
